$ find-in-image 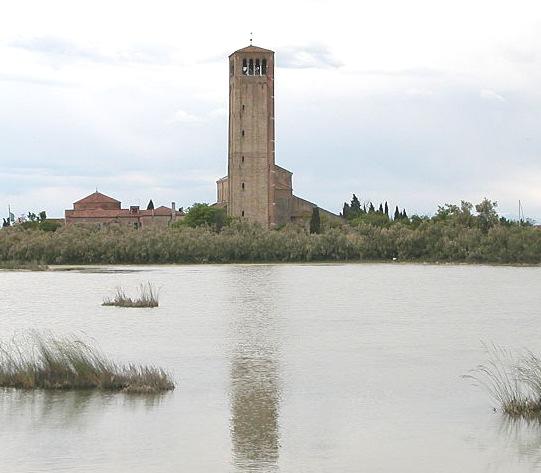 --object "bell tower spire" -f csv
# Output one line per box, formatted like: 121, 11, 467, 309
226, 44, 276, 227
216, 44, 338, 228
